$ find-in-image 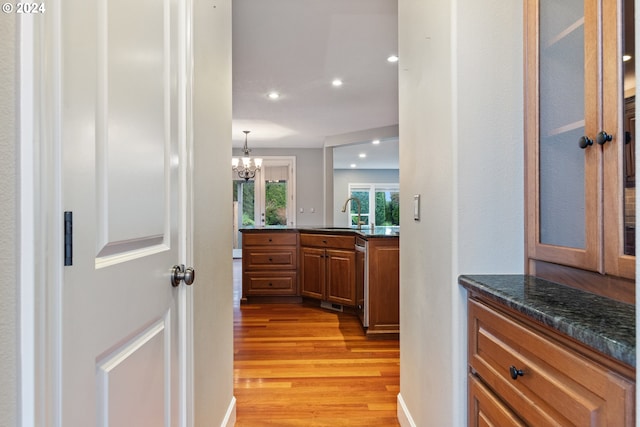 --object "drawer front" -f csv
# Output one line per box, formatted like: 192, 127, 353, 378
469, 298, 635, 427
243, 232, 297, 246
468, 374, 526, 427
244, 248, 297, 270
300, 233, 355, 250
245, 272, 297, 295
